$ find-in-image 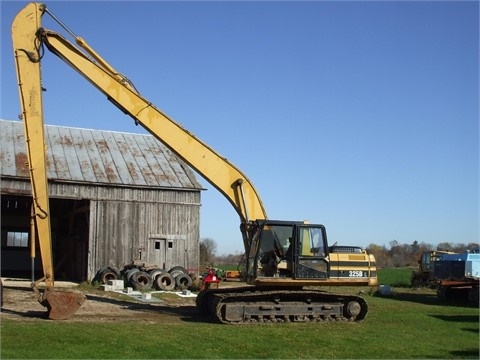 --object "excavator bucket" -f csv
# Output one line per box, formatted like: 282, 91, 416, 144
38, 288, 86, 320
